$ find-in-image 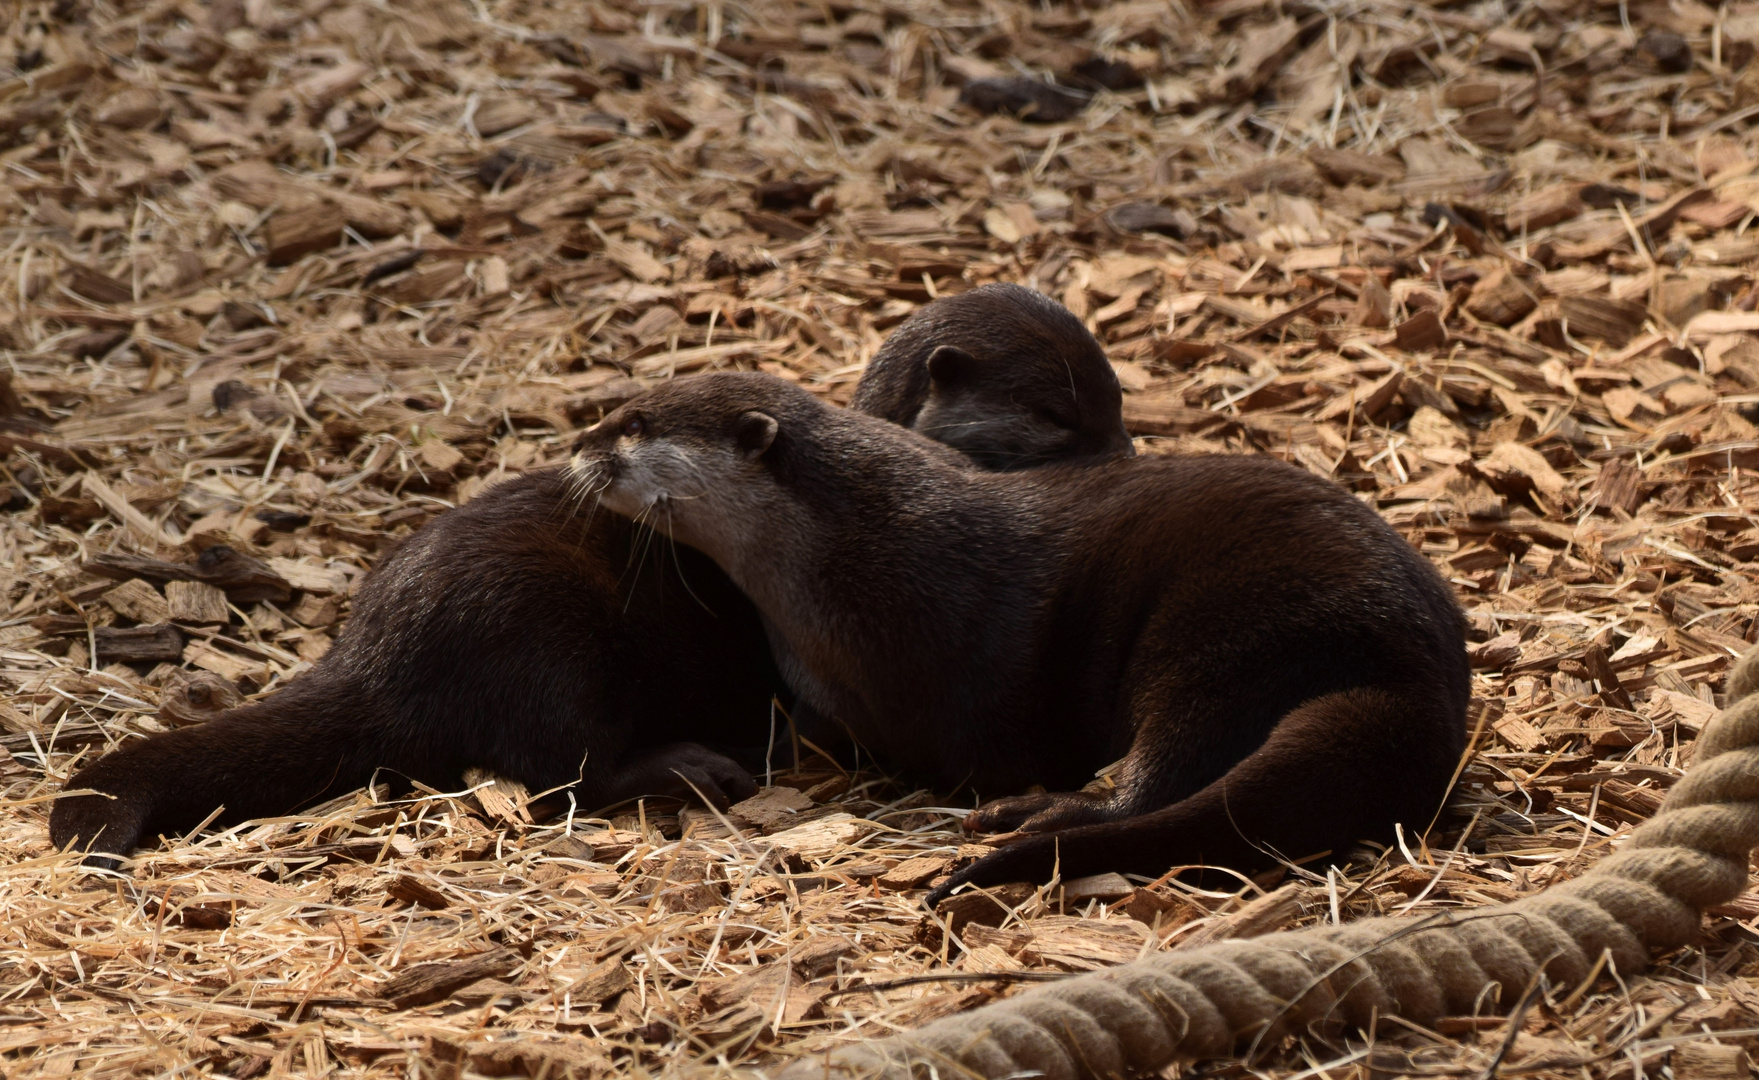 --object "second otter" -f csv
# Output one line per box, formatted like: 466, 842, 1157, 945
573, 373, 1469, 902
